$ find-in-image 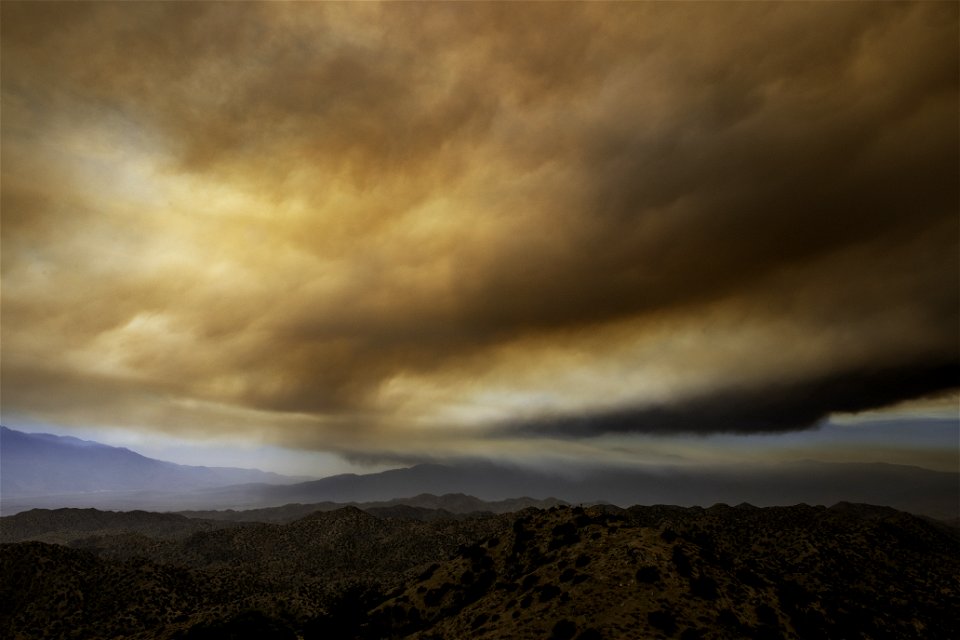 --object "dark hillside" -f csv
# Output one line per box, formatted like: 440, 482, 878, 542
363, 503, 960, 640
2, 503, 957, 639
0, 508, 249, 544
